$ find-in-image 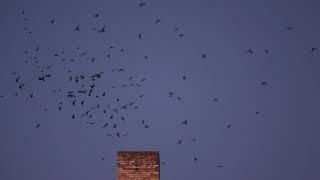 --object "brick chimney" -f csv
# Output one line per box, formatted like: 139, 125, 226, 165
117, 151, 160, 180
